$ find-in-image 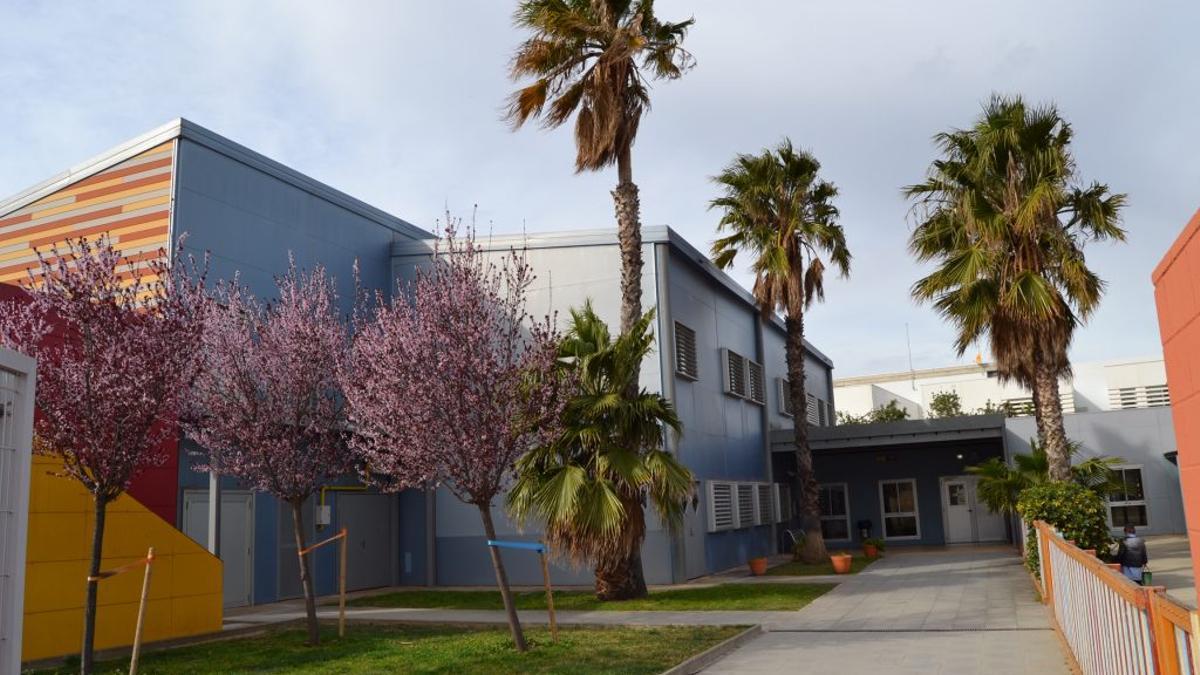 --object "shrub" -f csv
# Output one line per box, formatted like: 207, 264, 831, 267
1017, 481, 1113, 574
